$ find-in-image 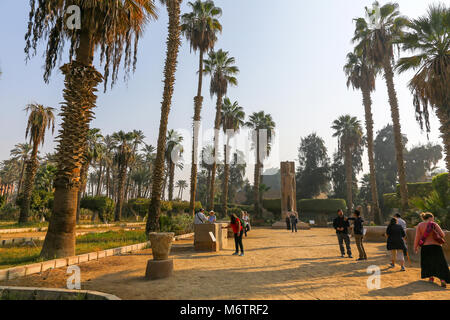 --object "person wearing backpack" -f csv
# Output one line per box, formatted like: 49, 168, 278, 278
414, 212, 450, 288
